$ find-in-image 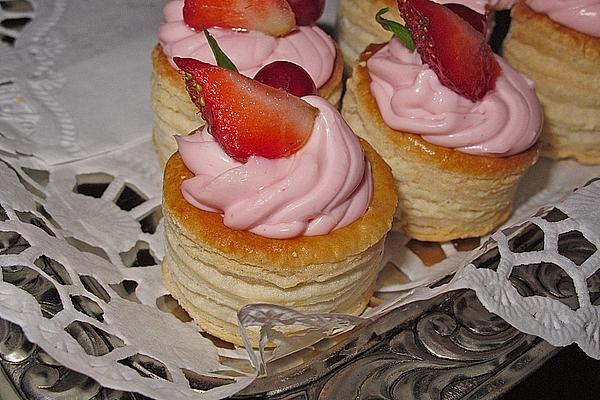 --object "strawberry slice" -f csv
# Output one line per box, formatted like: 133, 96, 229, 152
183, 0, 296, 37
173, 57, 317, 162
443, 3, 487, 35
398, 0, 500, 101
